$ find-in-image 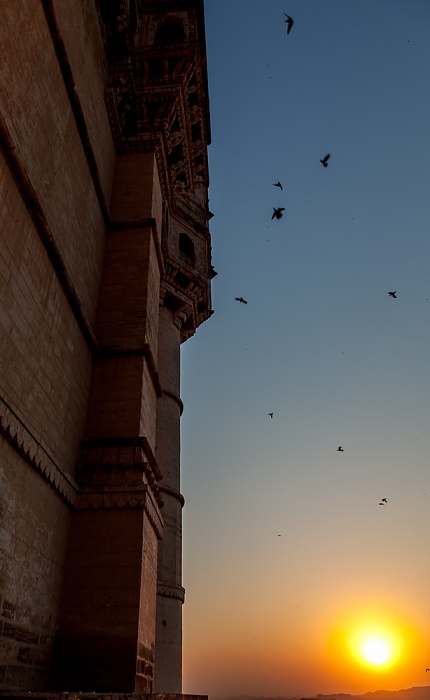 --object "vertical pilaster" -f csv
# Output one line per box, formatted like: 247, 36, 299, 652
52, 152, 165, 693
154, 304, 185, 692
